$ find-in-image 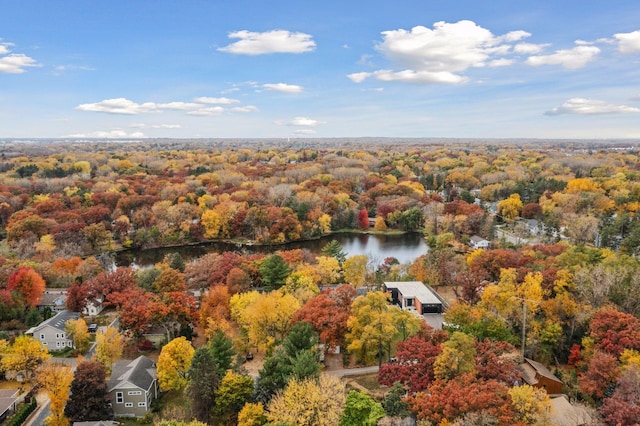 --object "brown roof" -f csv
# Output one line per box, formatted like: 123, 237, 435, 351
519, 358, 562, 386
